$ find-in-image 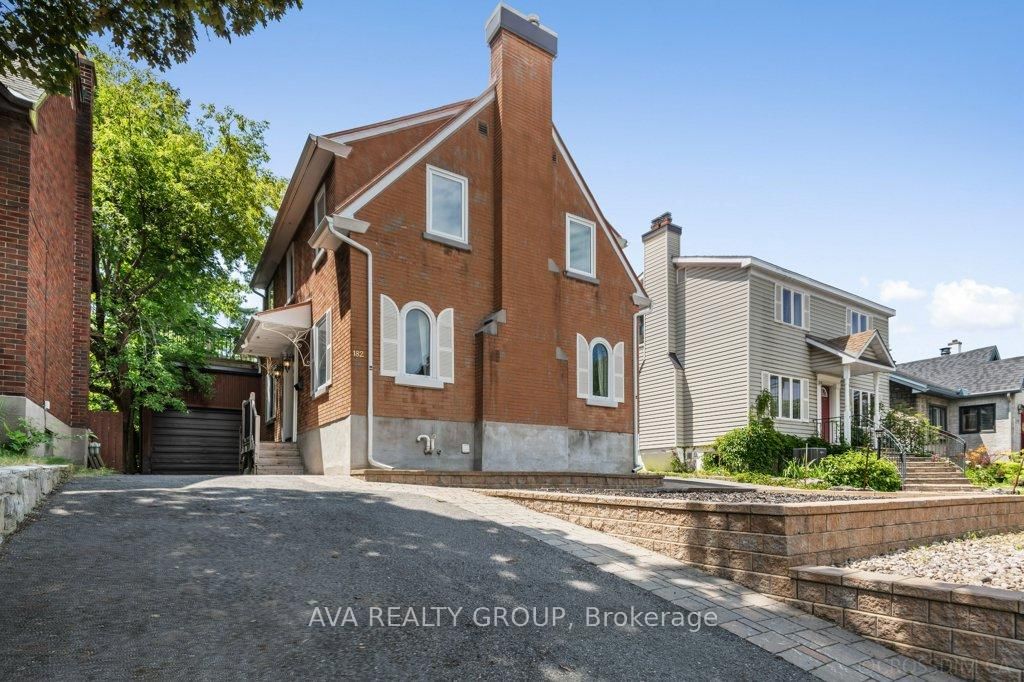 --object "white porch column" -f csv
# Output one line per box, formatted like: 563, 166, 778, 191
843, 365, 852, 443
873, 372, 882, 430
